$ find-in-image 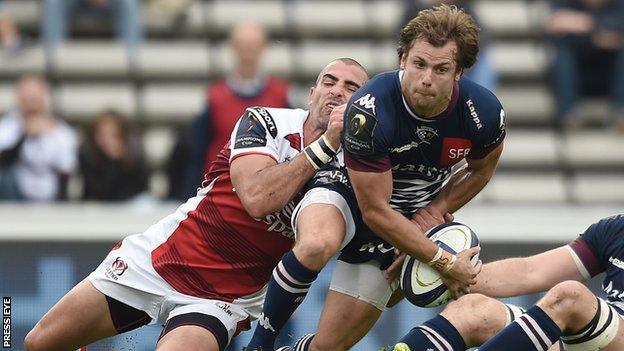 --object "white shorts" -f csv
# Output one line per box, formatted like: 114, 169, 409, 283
291, 187, 356, 250
329, 260, 397, 311
292, 186, 396, 310
88, 232, 264, 344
